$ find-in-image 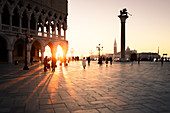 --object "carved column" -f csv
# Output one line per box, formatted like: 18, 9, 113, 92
28, 15, 31, 34
9, 11, 13, 31
47, 19, 51, 38
19, 12, 22, 33
41, 50, 44, 63
63, 24, 67, 40
57, 23, 61, 39
8, 49, 13, 64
